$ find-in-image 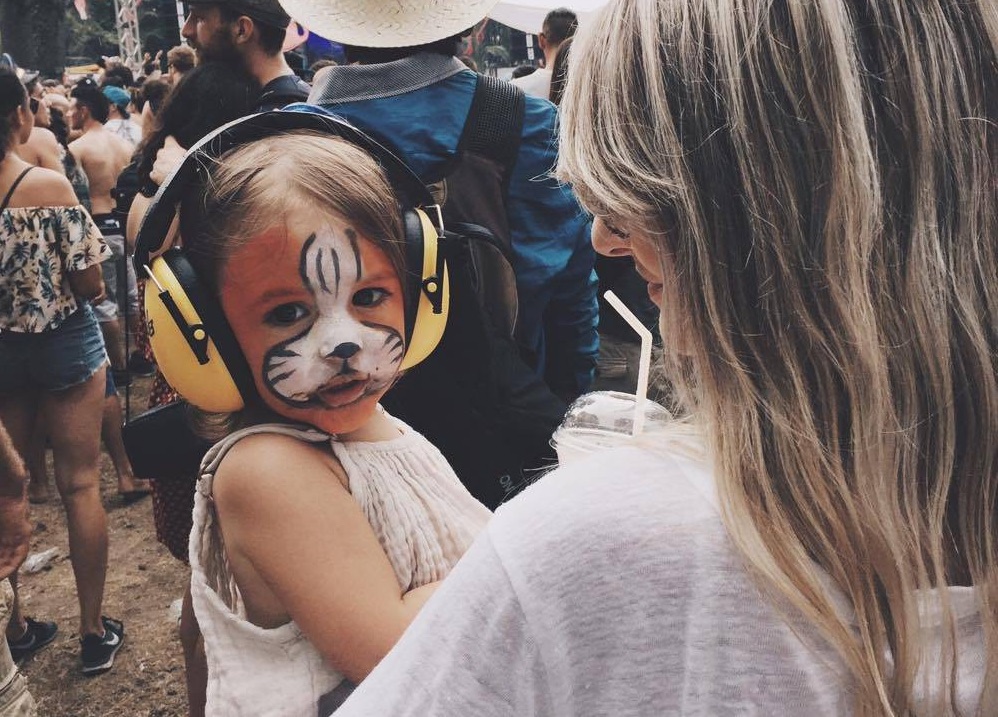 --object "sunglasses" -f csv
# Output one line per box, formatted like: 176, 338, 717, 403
29, 98, 39, 113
